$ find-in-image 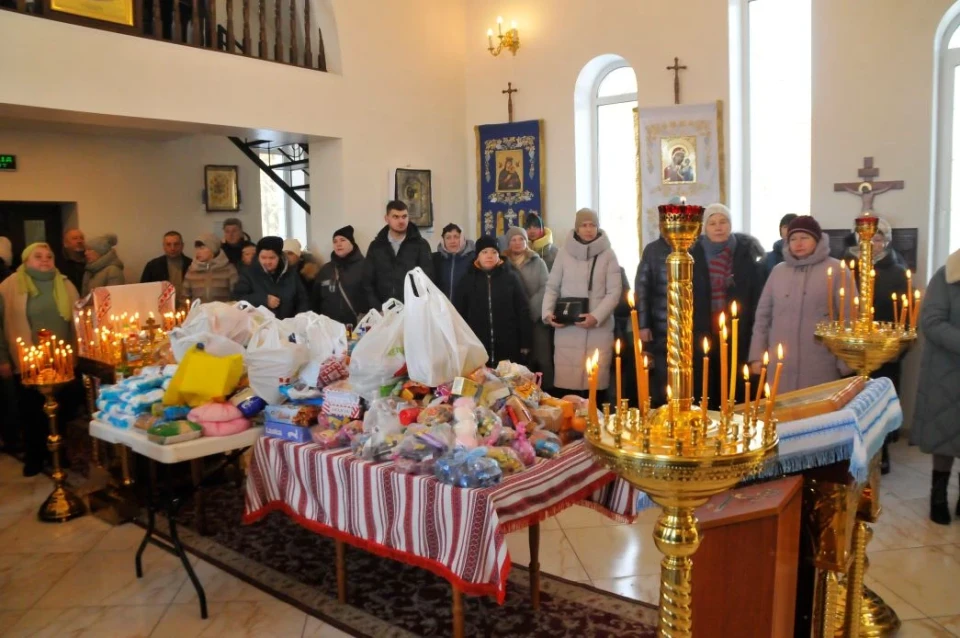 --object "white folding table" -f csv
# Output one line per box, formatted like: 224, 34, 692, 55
89, 421, 263, 619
